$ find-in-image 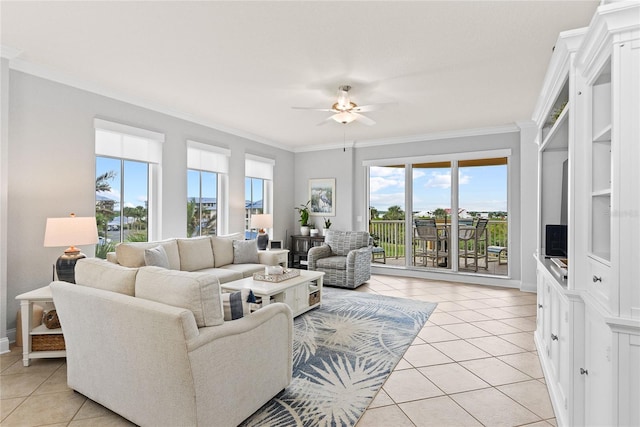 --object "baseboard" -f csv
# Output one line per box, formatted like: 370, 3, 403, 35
0, 336, 10, 354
